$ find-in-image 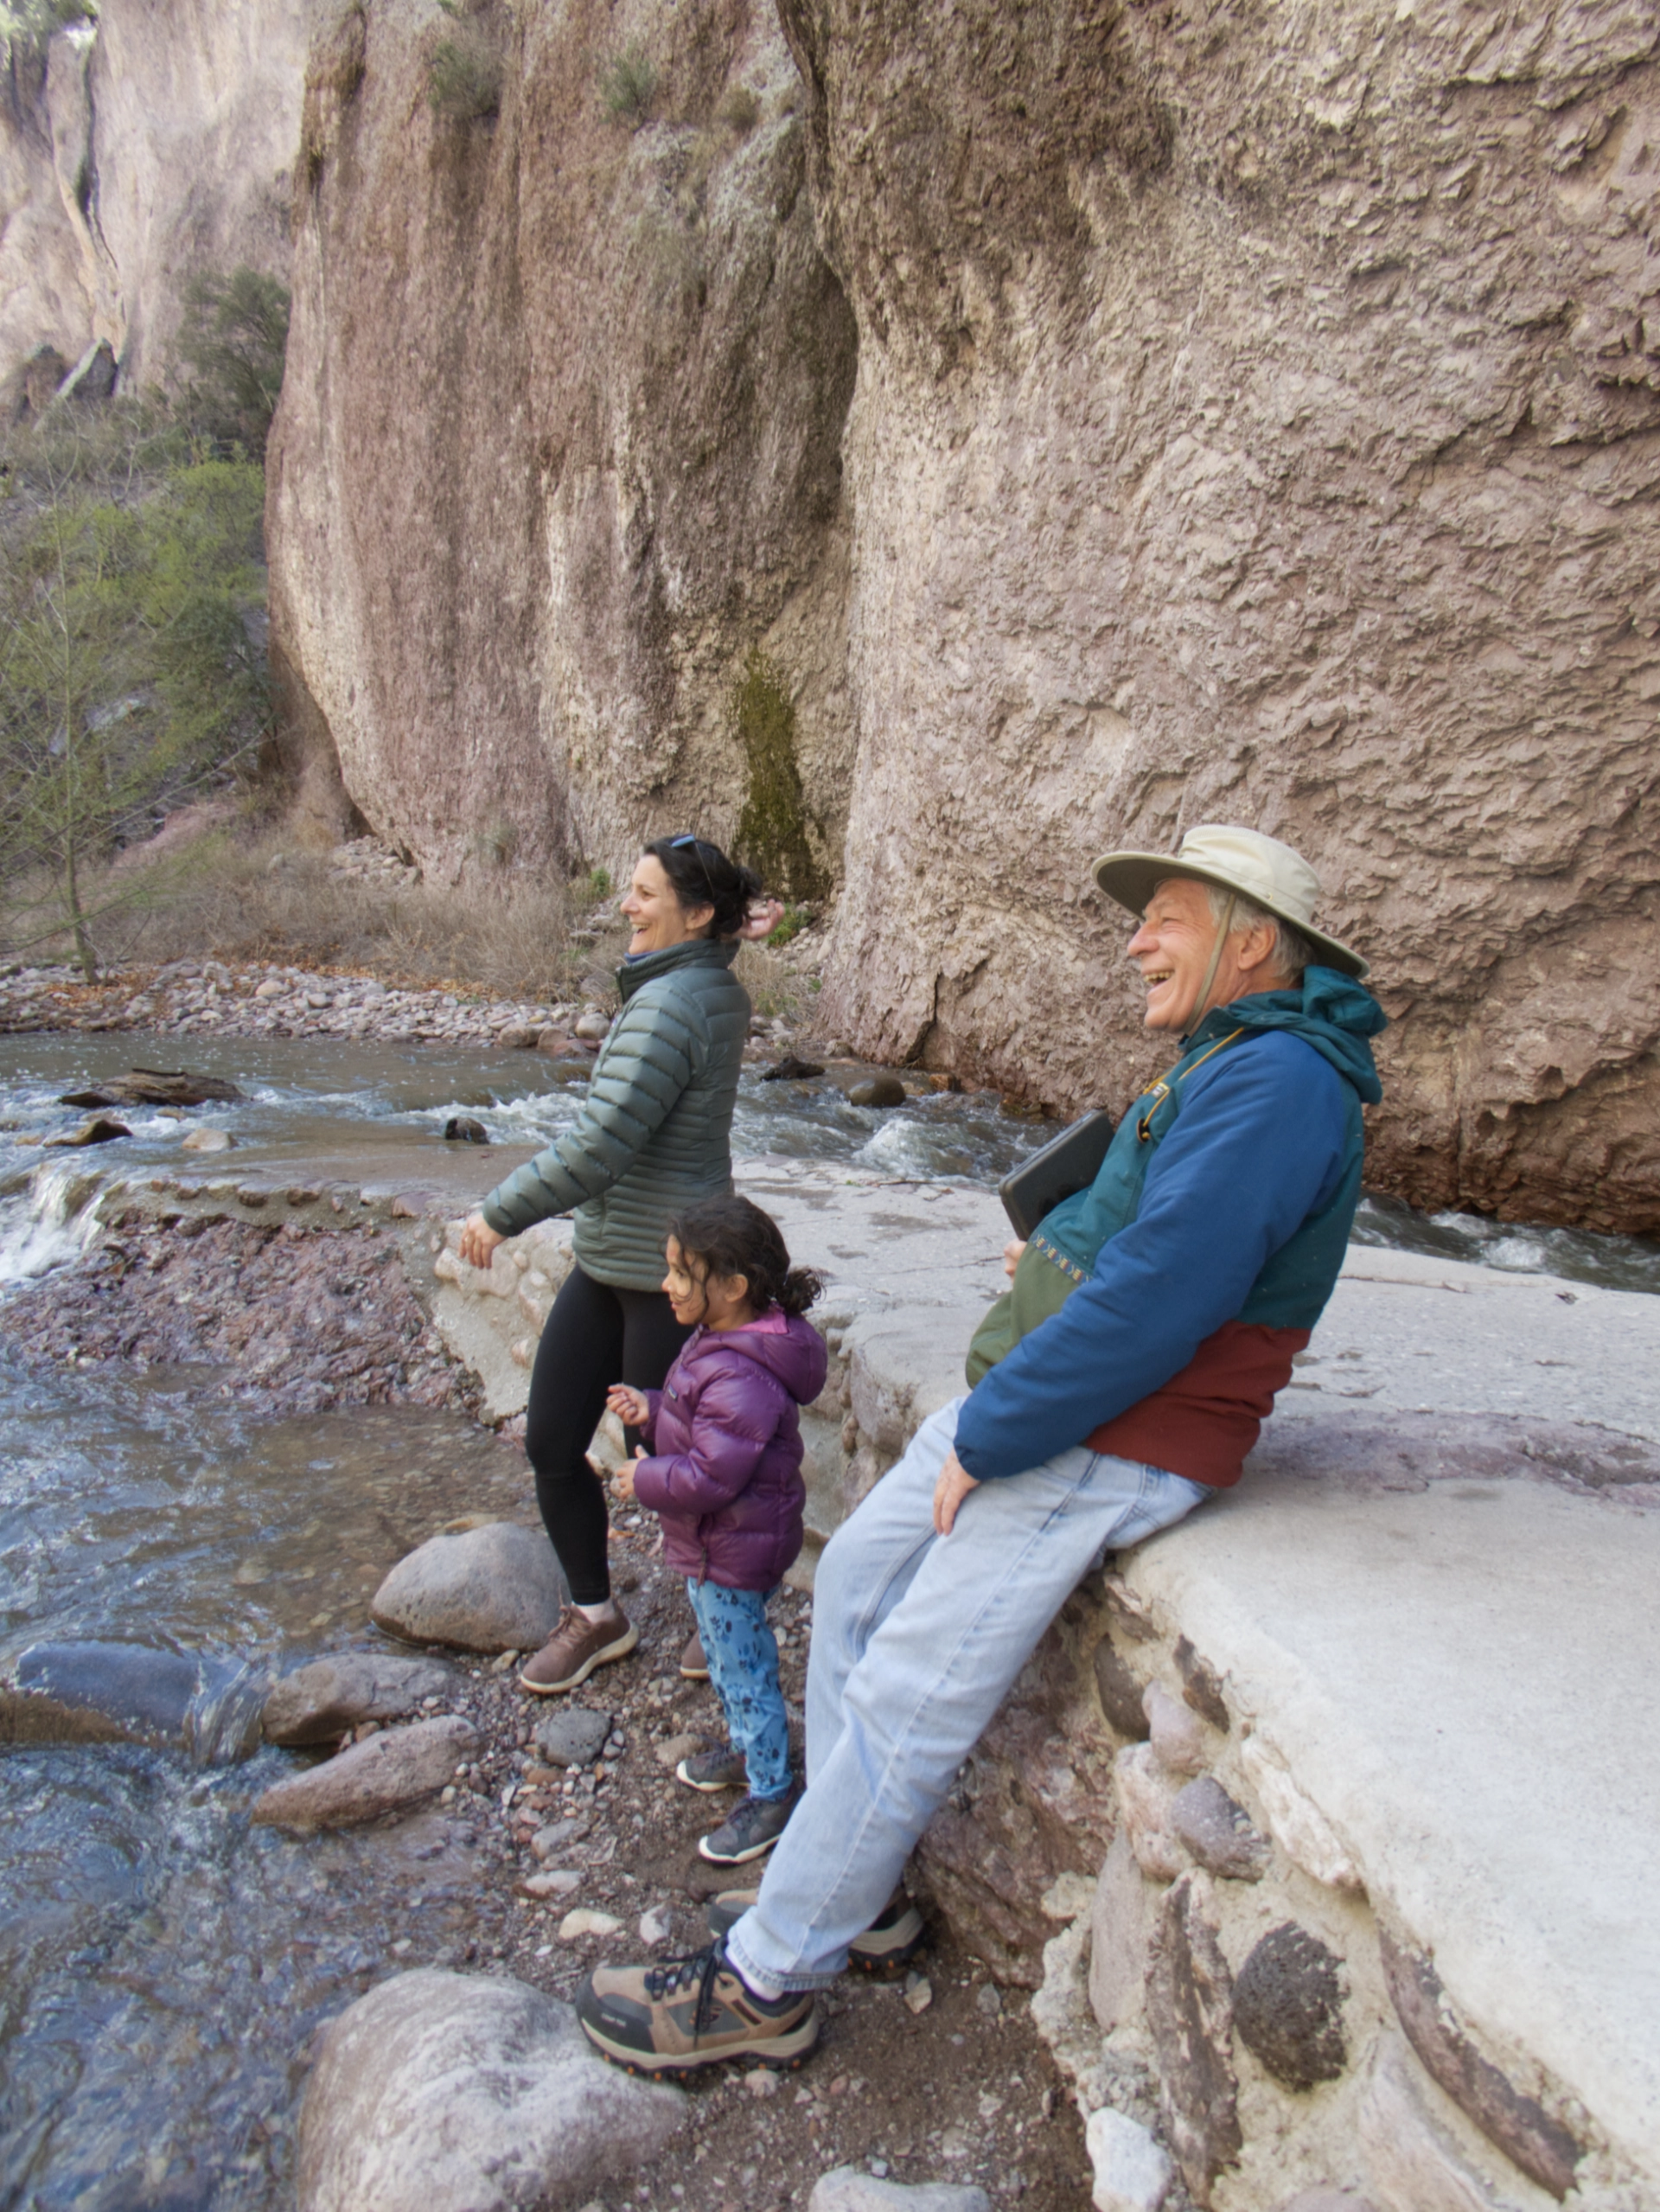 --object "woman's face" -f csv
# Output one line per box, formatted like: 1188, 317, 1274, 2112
619, 853, 716, 956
